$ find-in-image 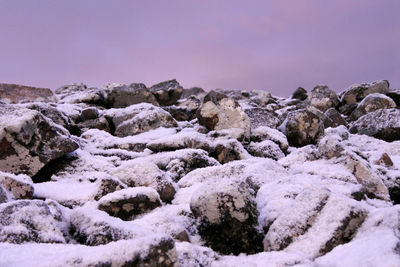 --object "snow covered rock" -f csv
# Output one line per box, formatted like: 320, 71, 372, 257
164, 95, 202, 121
0, 237, 179, 267
263, 188, 331, 251
349, 108, 400, 141
104, 82, 159, 108
98, 187, 162, 221
349, 93, 396, 121
149, 79, 183, 106
197, 91, 251, 137
247, 140, 285, 160
0, 83, 56, 104
309, 85, 339, 112
0, 184, 9, 203
0, 104, 79, 176
190, 180, 263, 255
250, 126, 289, 152
0, 172, 34, 200
279, 109, 324, 147
105, 103, 178, 137
55, 83, 107, 106
0, 200, 66, 244
244, 107, 281, 129
340, 80, 390, 105
112, 162, 176, 203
